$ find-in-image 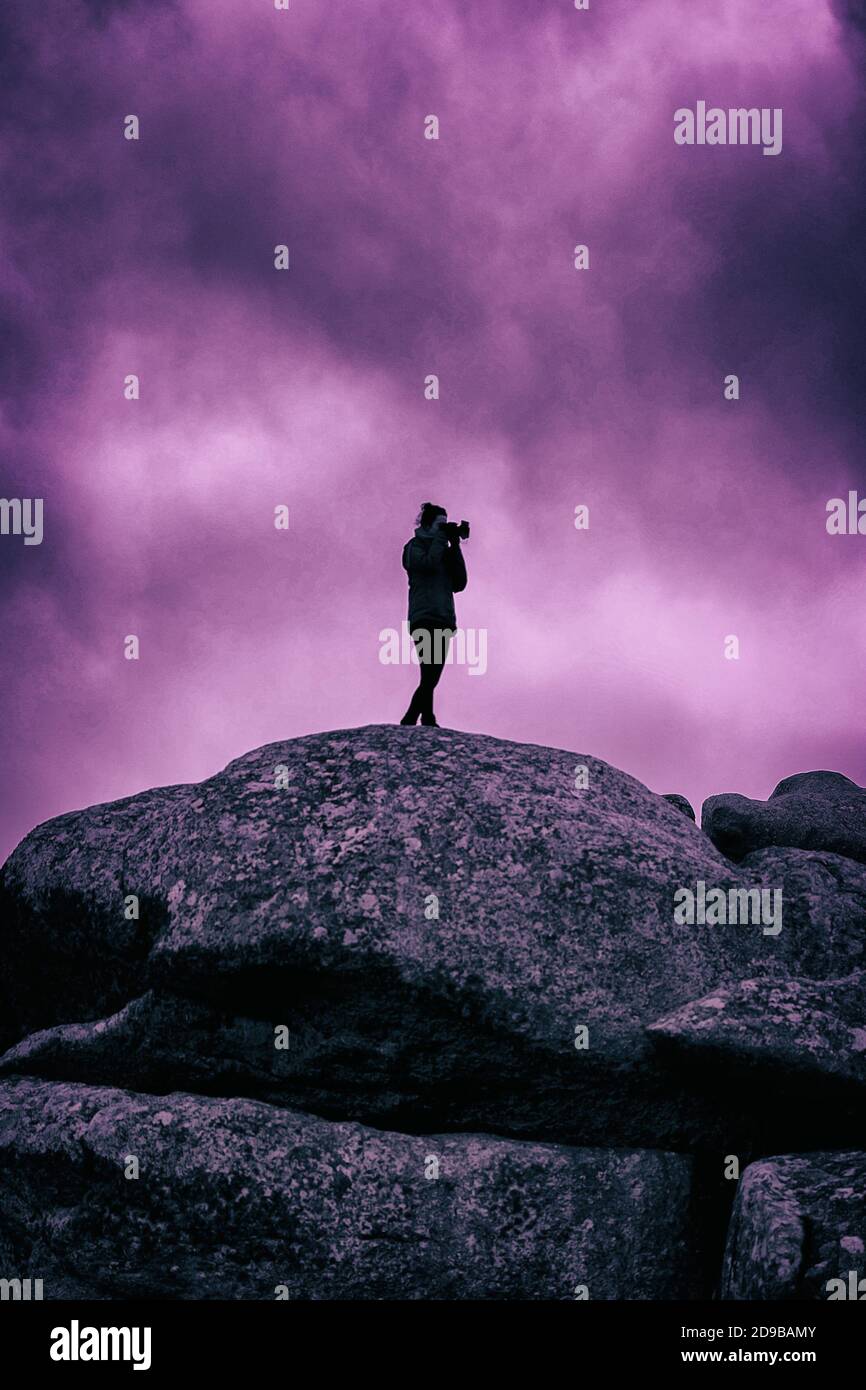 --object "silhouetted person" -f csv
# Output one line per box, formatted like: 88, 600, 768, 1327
400, 502, 467, 727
